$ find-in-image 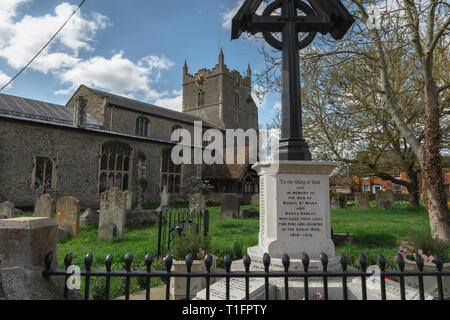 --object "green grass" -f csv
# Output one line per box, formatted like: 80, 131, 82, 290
57, 201, 441, 299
